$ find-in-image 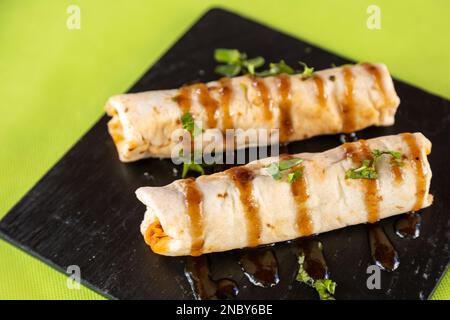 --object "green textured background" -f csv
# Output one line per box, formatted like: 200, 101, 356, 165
0, 0, 449, 300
